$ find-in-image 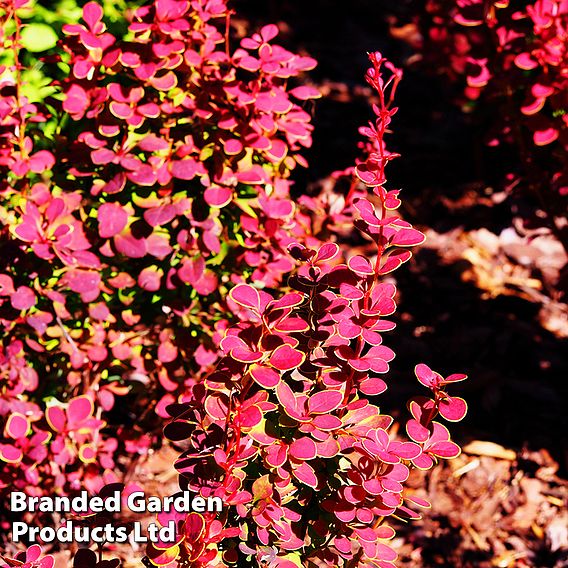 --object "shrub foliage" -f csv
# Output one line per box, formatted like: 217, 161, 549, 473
0, 1, 468, 566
